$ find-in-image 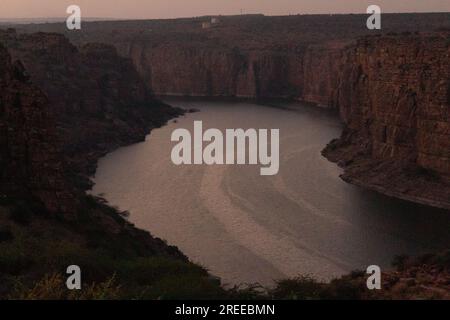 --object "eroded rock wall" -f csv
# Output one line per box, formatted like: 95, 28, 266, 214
0, 30, 182, 187
324, 33, 450, 209
0, 44, 76, 214
124, 40, 344, 104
